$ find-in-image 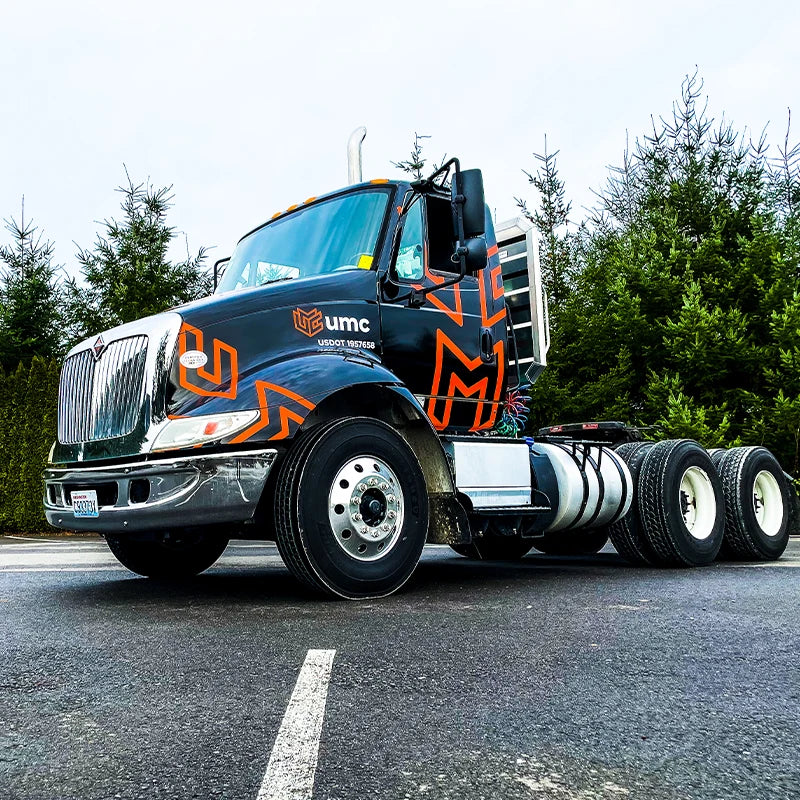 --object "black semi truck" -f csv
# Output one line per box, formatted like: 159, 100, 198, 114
44, 153, 792, 598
